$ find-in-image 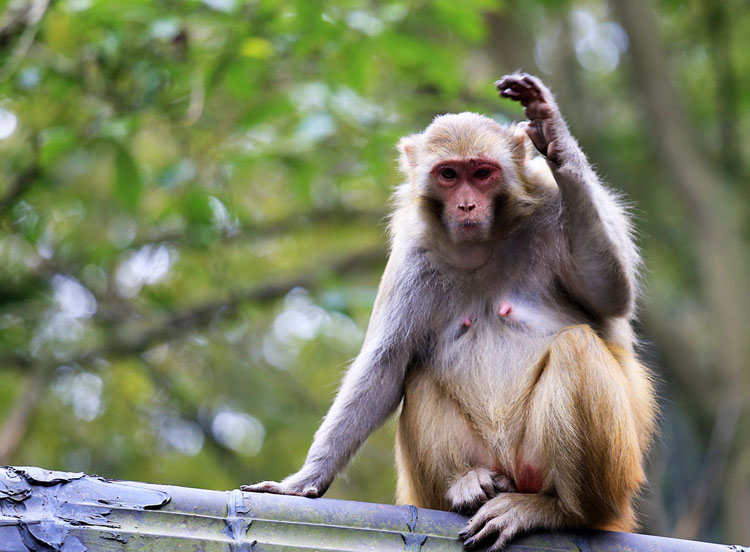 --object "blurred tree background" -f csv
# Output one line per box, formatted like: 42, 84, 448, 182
0, 0, 748, 545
